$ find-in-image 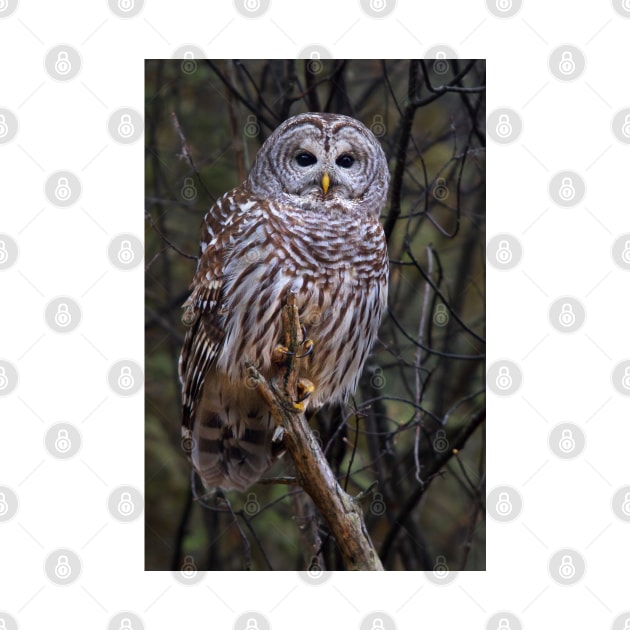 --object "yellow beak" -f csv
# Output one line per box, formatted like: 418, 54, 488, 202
321, 172, 330, 195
